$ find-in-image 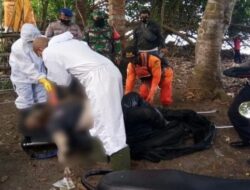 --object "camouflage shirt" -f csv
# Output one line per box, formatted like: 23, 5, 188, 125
45, 20, 83, 40
84, 24, 121, 63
